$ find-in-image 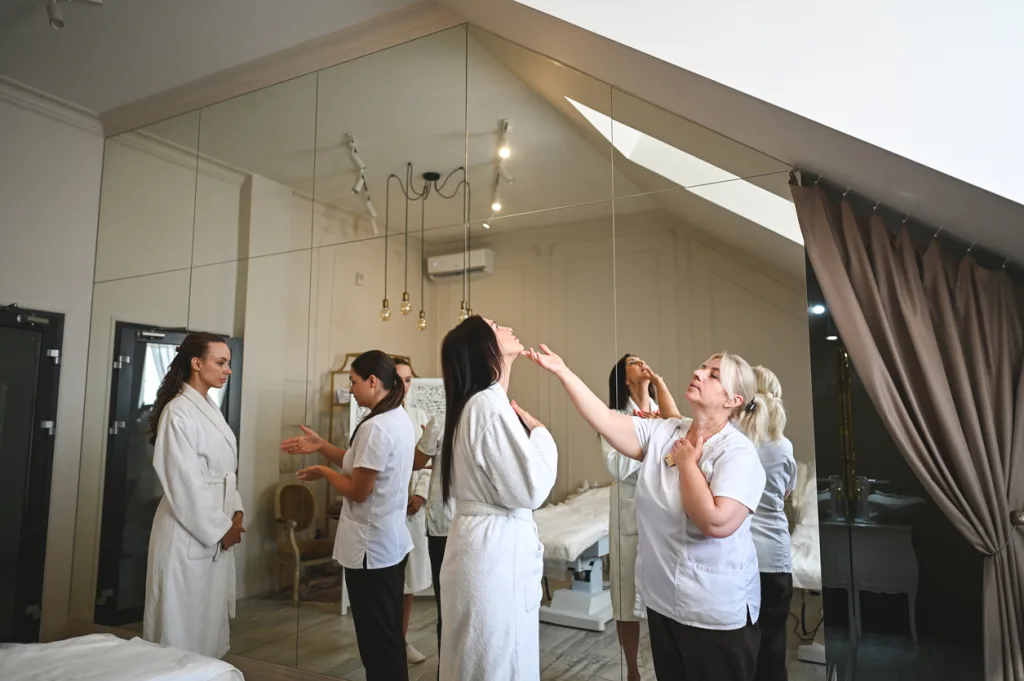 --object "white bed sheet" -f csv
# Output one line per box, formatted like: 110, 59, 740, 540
0, 634, 244, 681
535, 486, 610, 578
